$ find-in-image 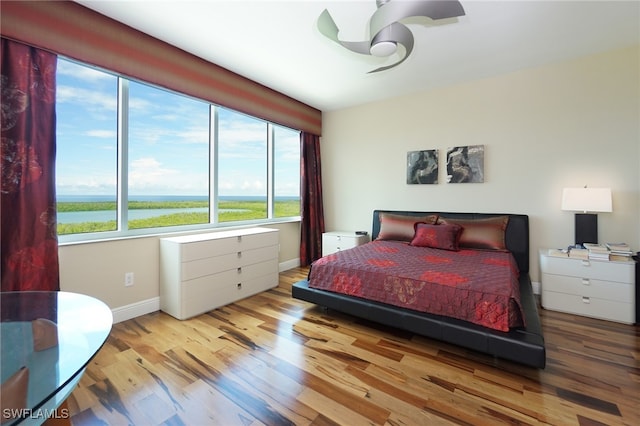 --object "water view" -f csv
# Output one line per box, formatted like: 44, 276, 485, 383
56, 195, 300, 235
56, 207, 211, 224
